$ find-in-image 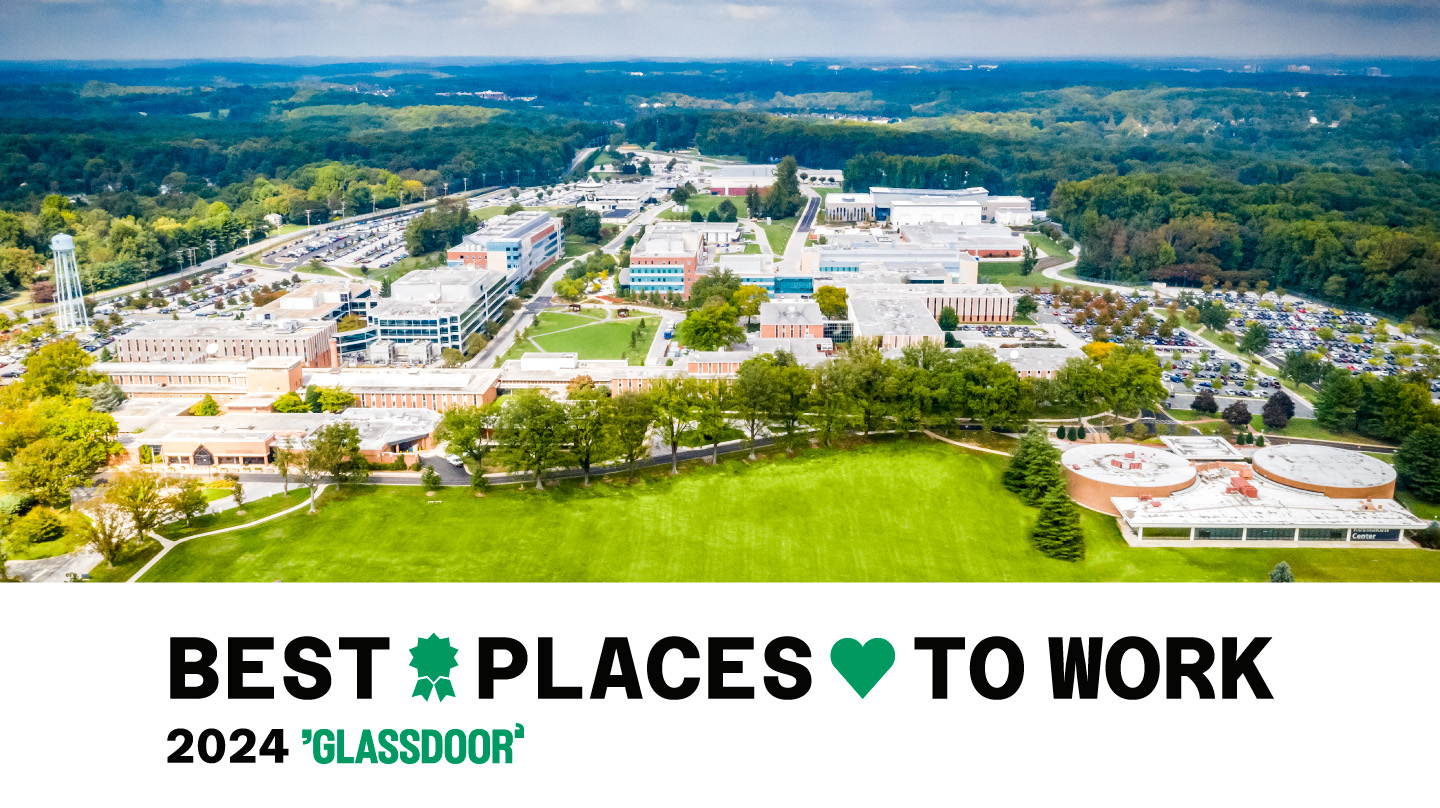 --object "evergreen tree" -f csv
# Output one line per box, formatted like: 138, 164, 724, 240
1395, 424, 1440, 501
763, 156, 803, 219
1269, 562, 1295, 583
1001, 427, 1042, 495
1031, 487, 1085, 561
1003, 427, 1064, 506
1314, 367, 1363, 432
